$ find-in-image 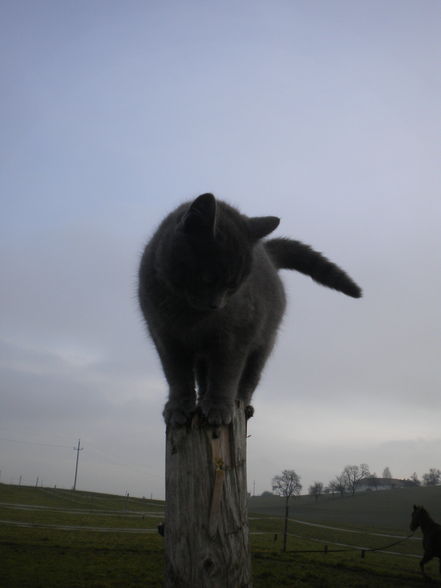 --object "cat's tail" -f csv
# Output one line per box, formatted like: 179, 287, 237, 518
264, 238, 362, 298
